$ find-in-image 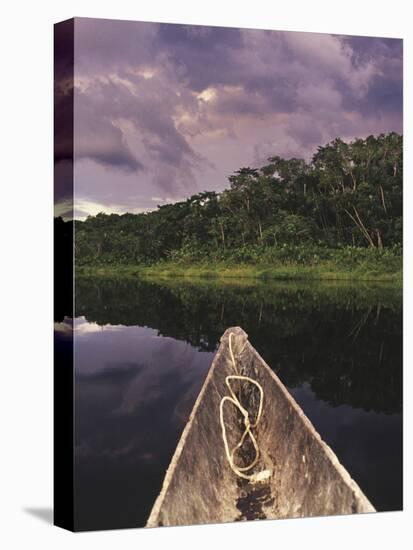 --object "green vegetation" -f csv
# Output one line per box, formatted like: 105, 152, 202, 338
72, 133, 403, 281
76, 243, 402, 283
